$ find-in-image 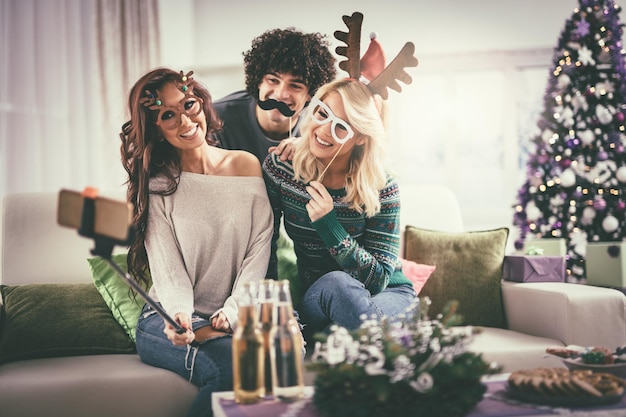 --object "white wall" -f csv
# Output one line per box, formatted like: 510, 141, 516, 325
161, 0, 585, 66
158, 0, 591, 98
